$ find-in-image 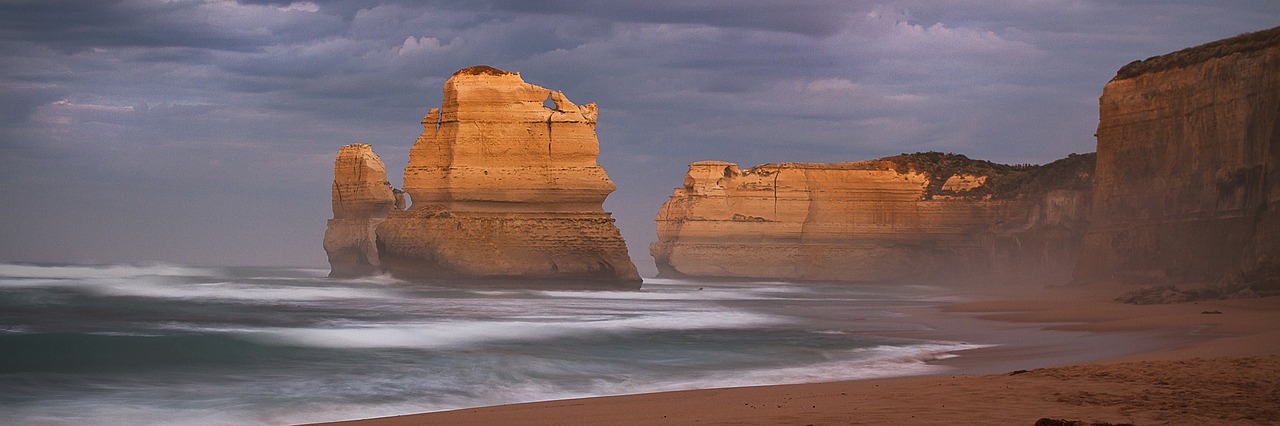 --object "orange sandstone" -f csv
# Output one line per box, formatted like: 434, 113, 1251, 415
323, 143, 396, 277
325, 66, 640, 287
1076, 26, 1280, 289
651, 154, 1094, 284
